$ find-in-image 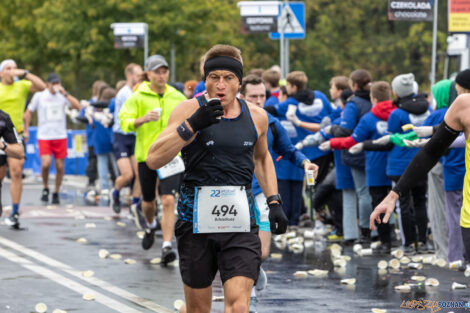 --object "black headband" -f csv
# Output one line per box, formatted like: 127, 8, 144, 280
203, 56, 243, 84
